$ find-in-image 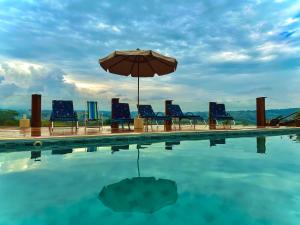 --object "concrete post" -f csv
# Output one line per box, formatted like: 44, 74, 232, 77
111, 98, 119, 129
256, 97, 267, 128
31, 94, 41, 127
209, 102, 216, 129
165, 100, 173, 131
